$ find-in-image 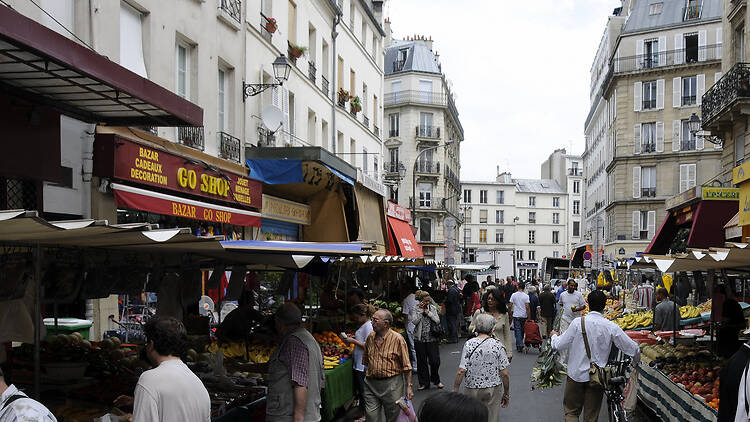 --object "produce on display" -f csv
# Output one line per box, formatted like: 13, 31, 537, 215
603, 299, 624, 320
371, 300, 402, 316
313, 331, 353, 369
613, 311, 653, 330
204, 341, 275, 363
679, 305, 702, 319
